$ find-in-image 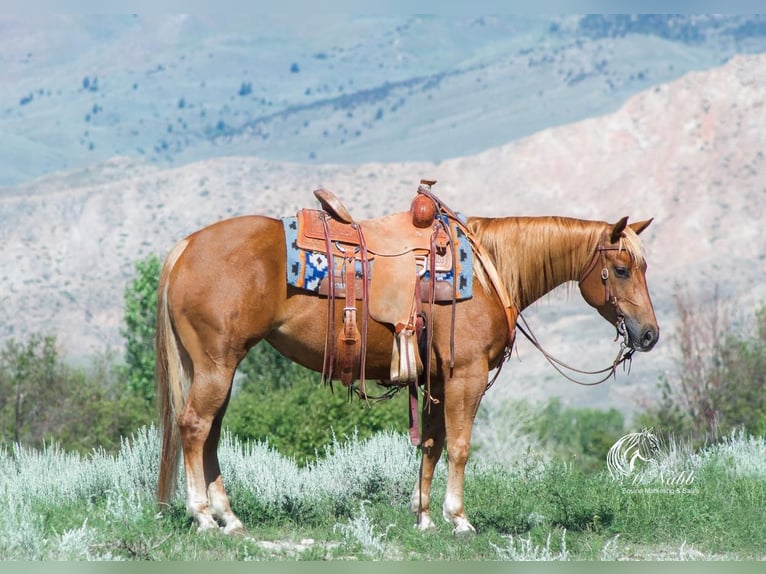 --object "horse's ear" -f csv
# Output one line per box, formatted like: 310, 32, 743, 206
628, 218, 654, 236
610, 216, 629, 243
